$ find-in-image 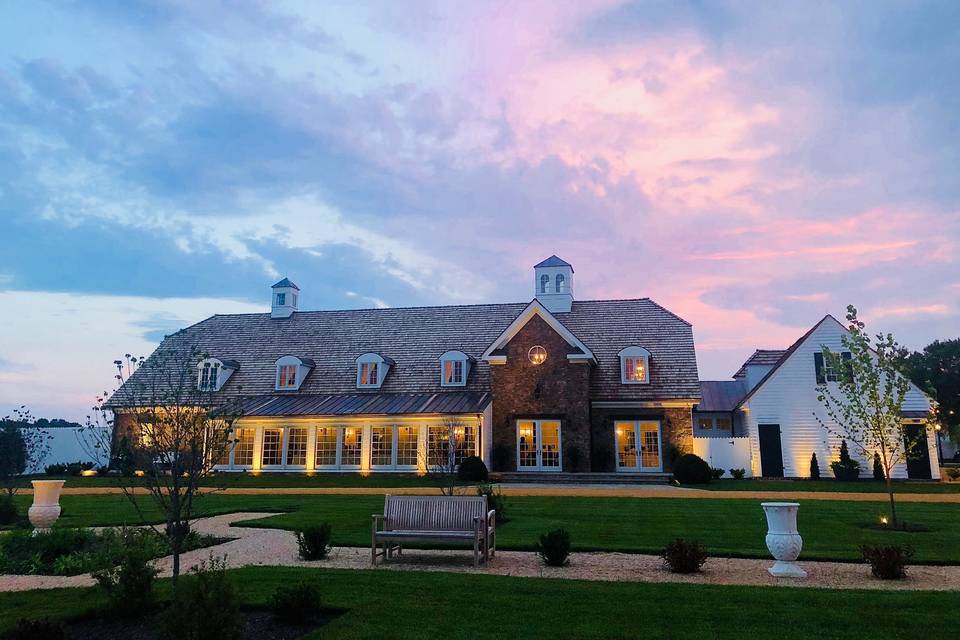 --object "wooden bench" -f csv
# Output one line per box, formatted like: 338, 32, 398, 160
371, 495, 496, 567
